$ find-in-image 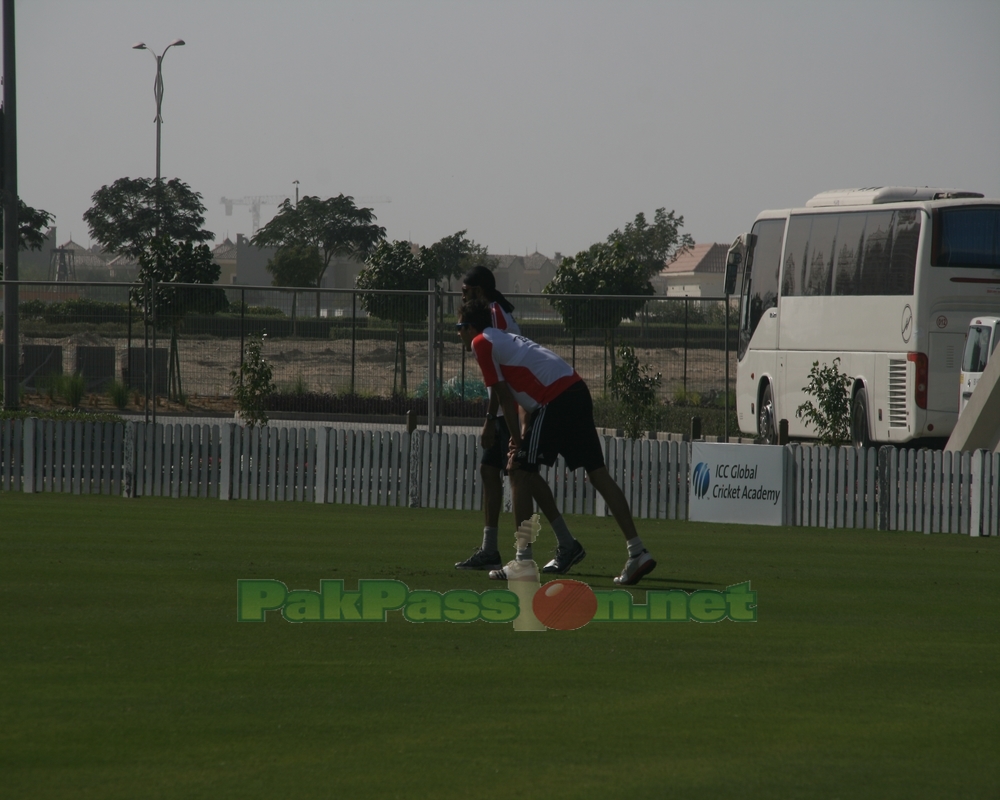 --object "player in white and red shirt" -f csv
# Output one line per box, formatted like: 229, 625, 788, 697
457, 298, 657, 586
454, 266, 534, 573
